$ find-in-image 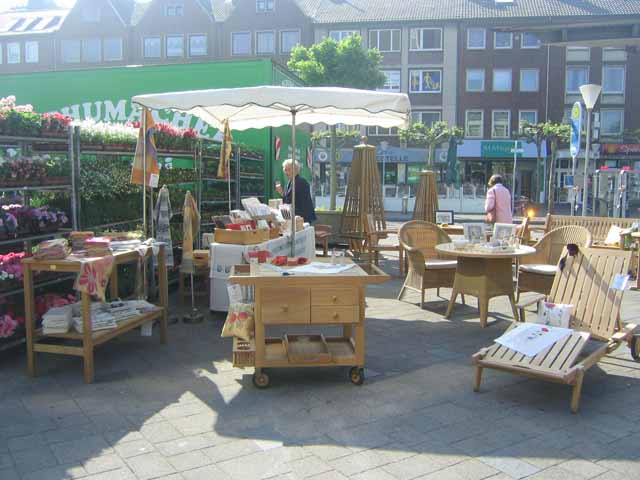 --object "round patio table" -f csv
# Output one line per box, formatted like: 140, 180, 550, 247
435, 243, 536, 328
